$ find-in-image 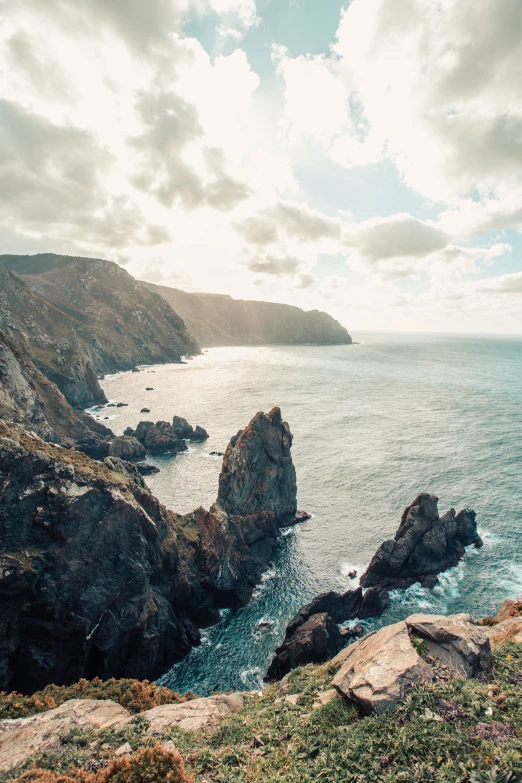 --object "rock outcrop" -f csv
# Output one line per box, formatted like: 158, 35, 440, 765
265, 613, 346, 681
108, 435, 146, 462
266, 492, 482, 681
143, 282, 352, 347
332, 613, 491, 714
265, 587, 387, 681
0, 407, 304, 693
360, 493, 483, 591
124, 417, 208, 455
